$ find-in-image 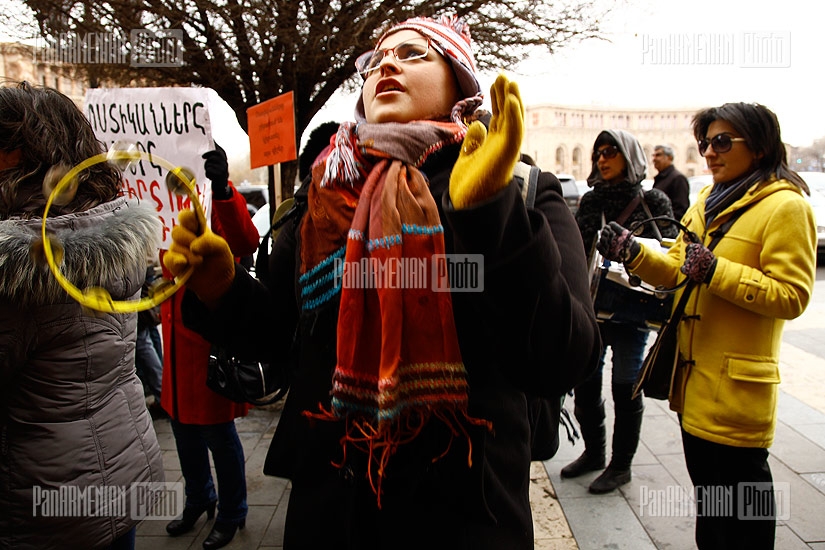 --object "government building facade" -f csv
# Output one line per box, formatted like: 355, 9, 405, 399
523, 103, 706, 182
0, 42, 87, 105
